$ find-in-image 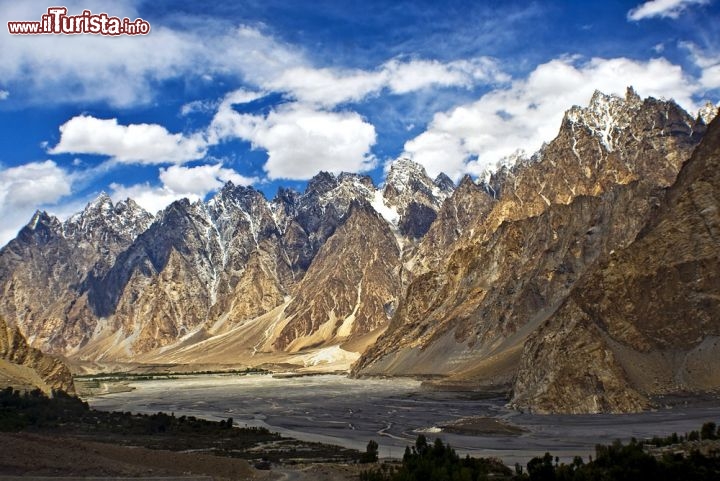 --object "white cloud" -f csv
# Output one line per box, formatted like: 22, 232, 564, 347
267, 57, 508, 108
0, 160, 72, 208
180, 99, 219, 116
402, 56, 700, 180
681, 42, 720, 90
109, 162, 256, 215
50, 115, 207, 164
159, 164, 258, 196
7, 3, 501, 111
210, 93, 377, 180
700, 65, 720, 90
627, 0, 709, 20
108, 182, 194, 216
268, 67, 386, 107
0, 2, 305, 107
385, 58, 509, 94
0, 160, 72, 246
0, 90, 8, 100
